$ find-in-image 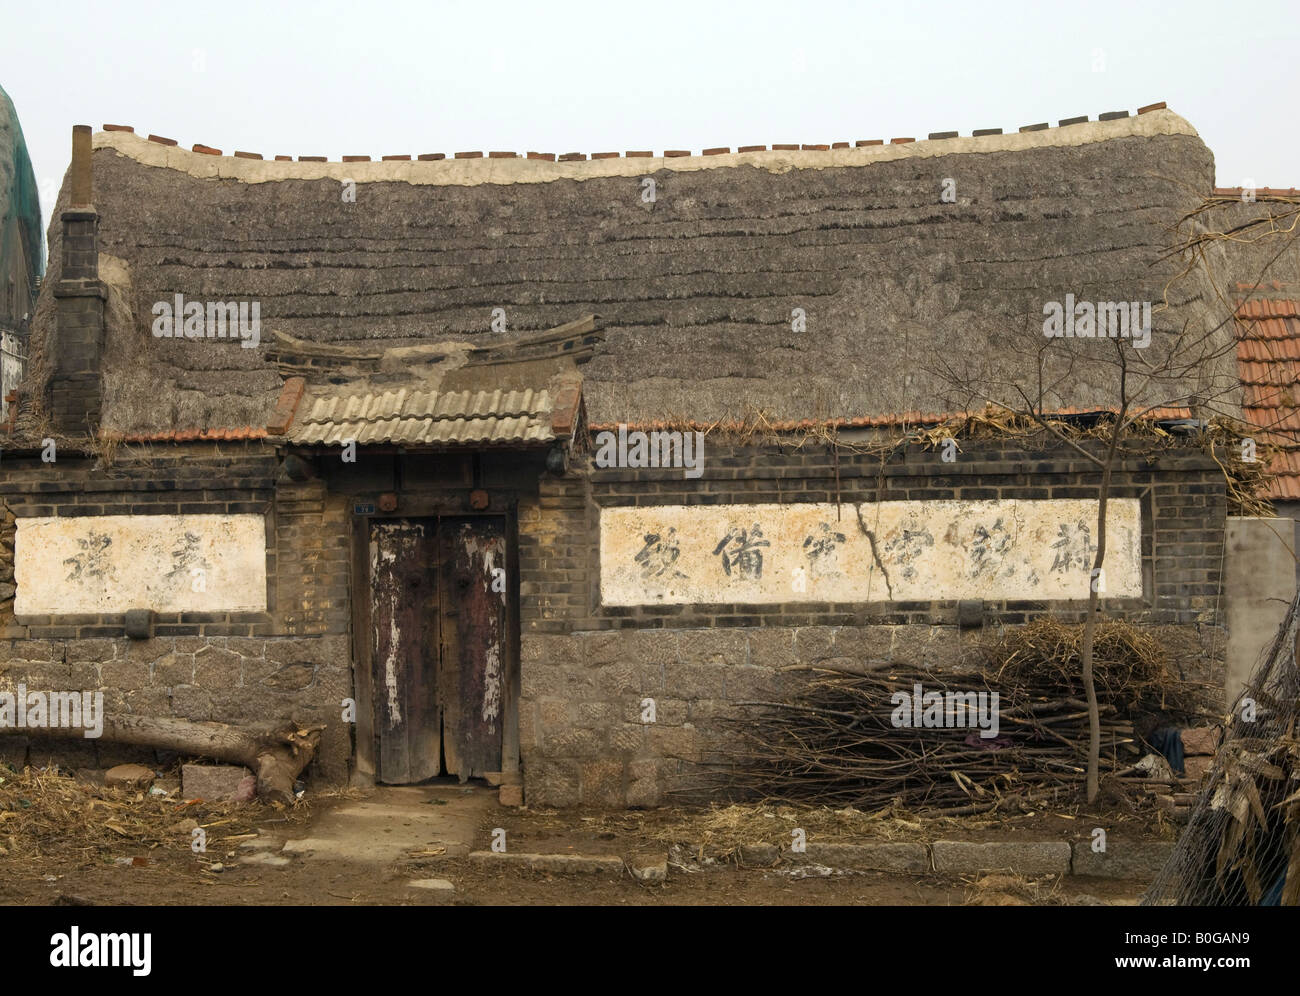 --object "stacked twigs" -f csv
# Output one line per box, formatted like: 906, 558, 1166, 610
688, 621, 1213, 814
